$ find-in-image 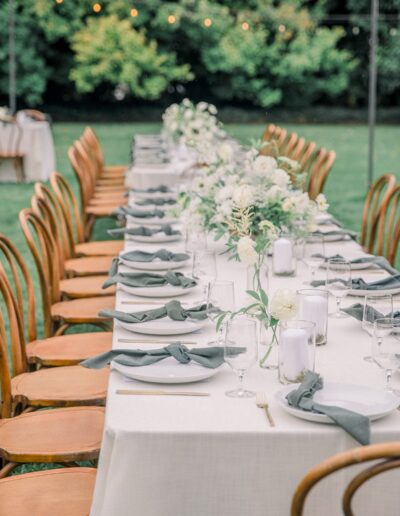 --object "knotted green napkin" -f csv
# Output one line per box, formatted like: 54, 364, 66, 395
103, 269, 196, 290
114, 206, 165, 219
135, 198, 176, 206
81, 342, 242, 369
99, 299, 208, 324
312, 274, 400, 291
314, 254, 398, 275
120, 248, 189, 263
286, 371, 370, 445
317, 217, 343, 228
132, 185, 171, 193
341, 303, 400, 322
108, 224, 181, 238
312, 229, 357, 240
